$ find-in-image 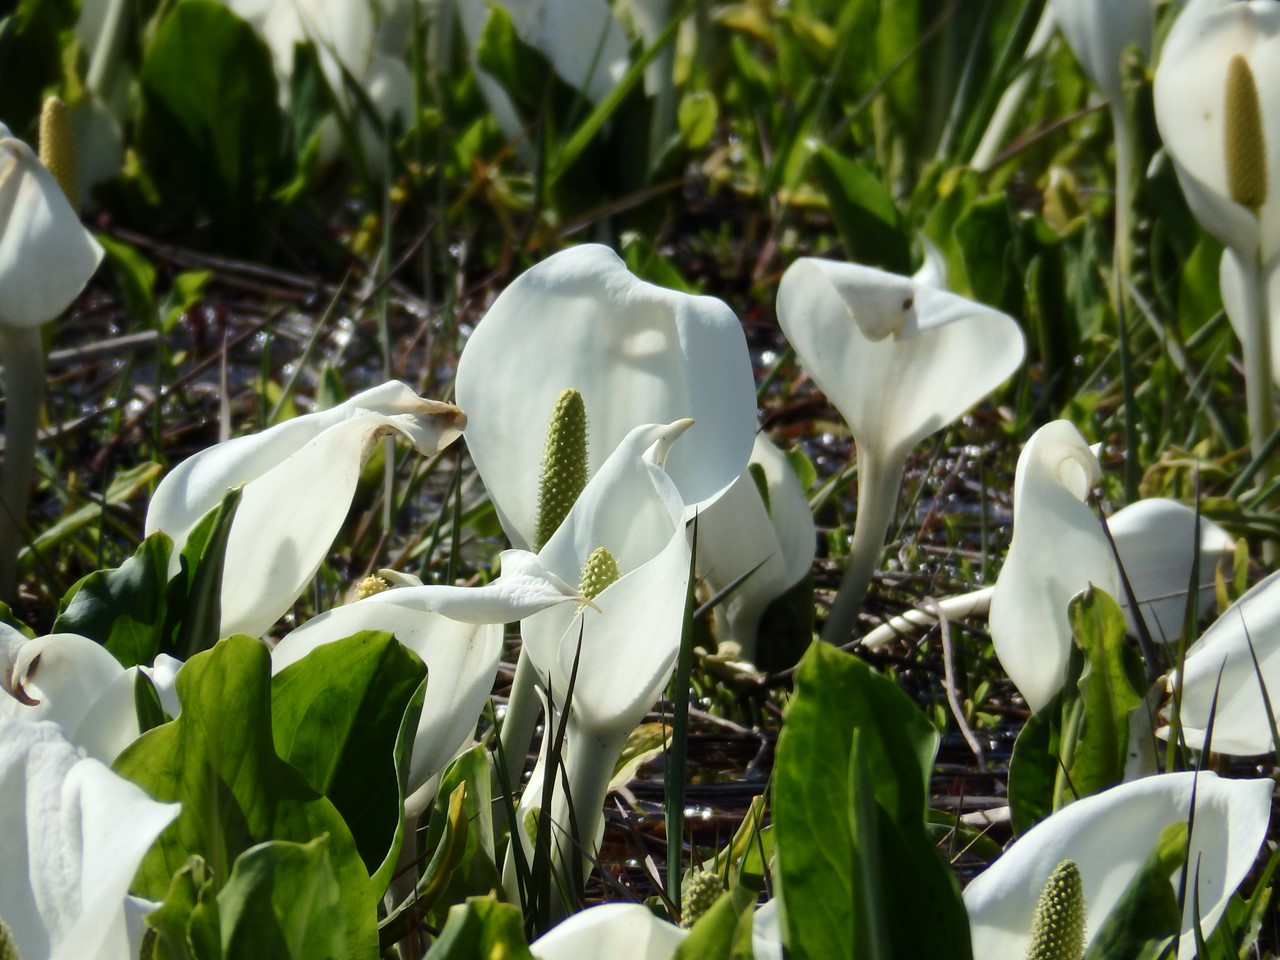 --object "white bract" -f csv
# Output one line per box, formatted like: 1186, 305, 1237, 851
1048, 0, 1153, 110
989, 421, 1116, 713
1168, 568, 1280, 755
270, 552, 586, 802
964, 771, 1273, 959
0, 716, 180, 960
145, 381, 465, 639
454, 243, 756, 550
775, 257, 1025, 642
697, 433, 815, 661
528, 903, 687, 959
